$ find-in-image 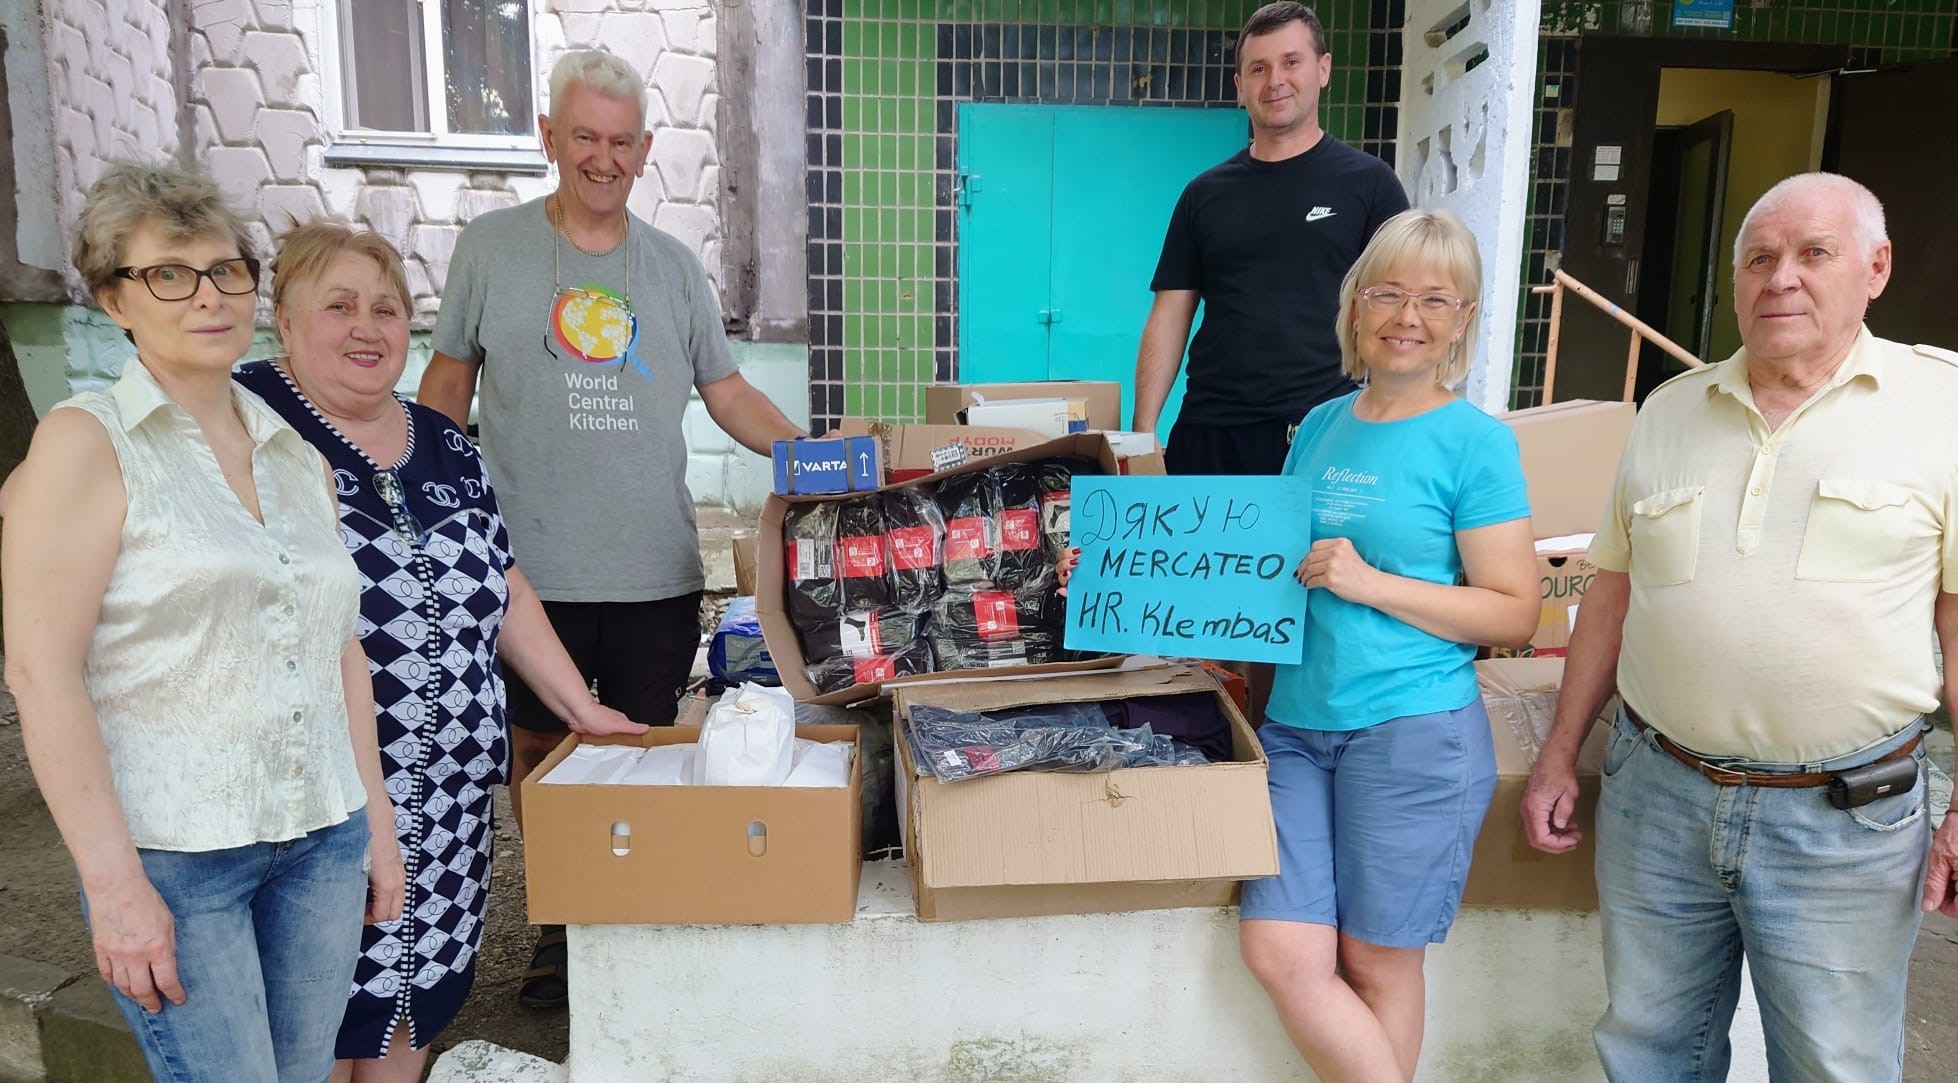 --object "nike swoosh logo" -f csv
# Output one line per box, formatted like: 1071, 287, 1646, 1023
1305, 207, 1337, 222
